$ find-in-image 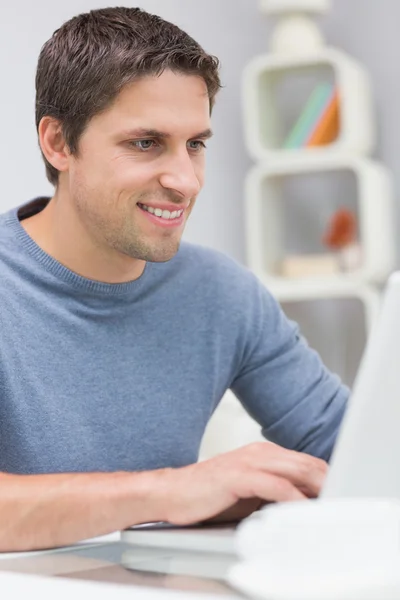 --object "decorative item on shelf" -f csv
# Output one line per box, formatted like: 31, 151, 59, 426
280, 253, 339, 278
322, 207, 362, 272
259, 0, 332, 55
